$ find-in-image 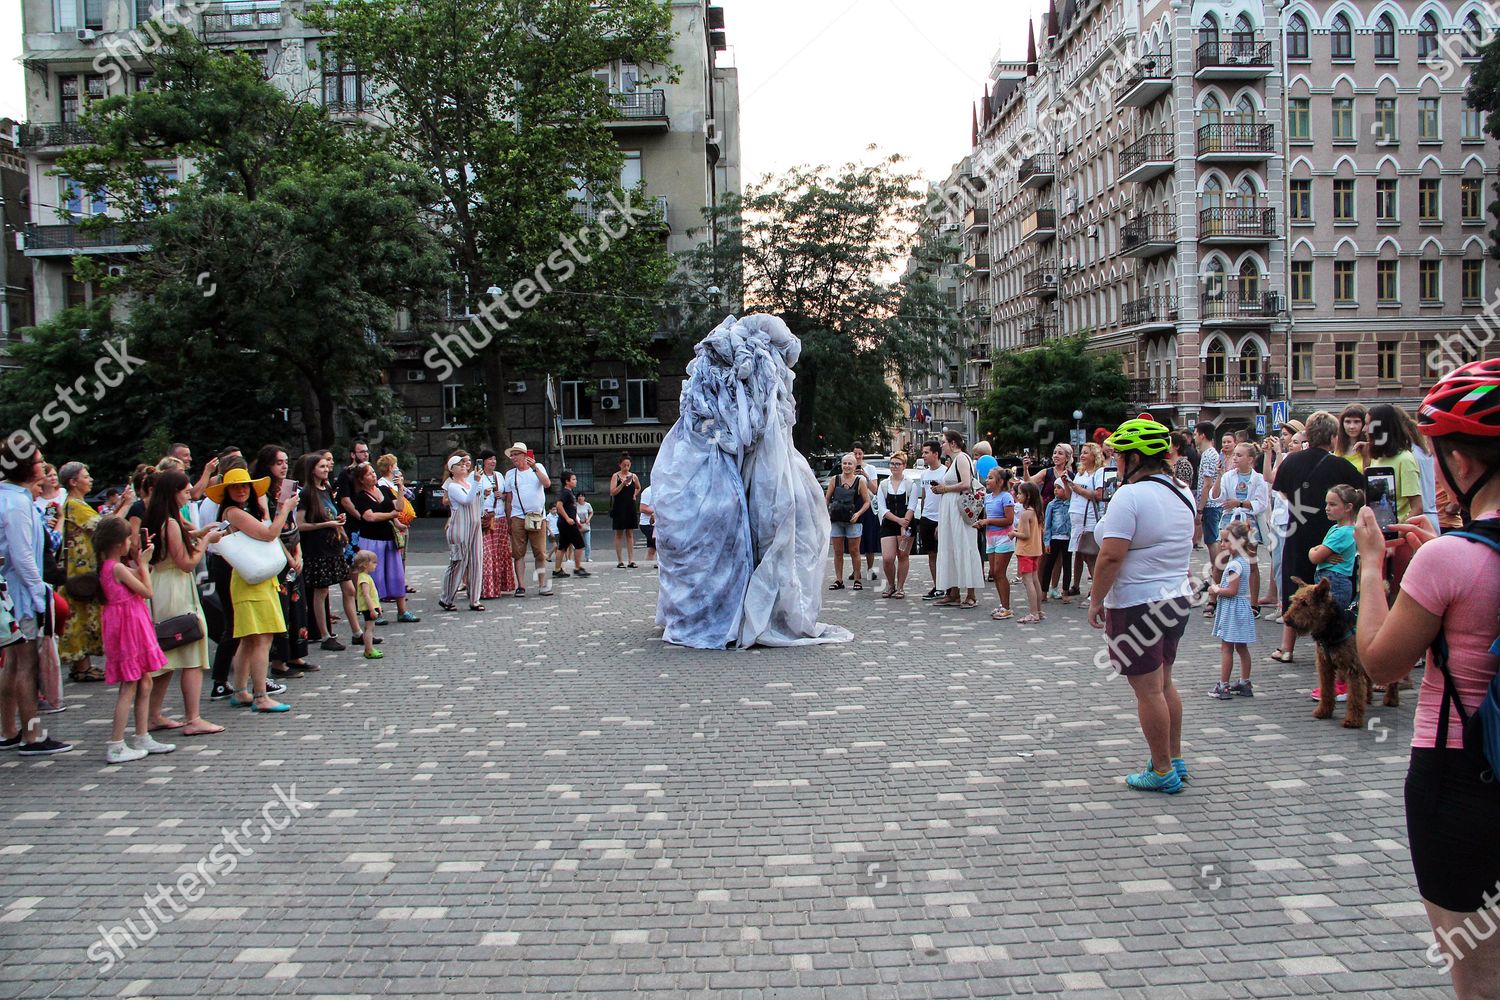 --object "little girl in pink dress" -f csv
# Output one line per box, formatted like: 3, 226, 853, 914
94, 517, 173, 766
